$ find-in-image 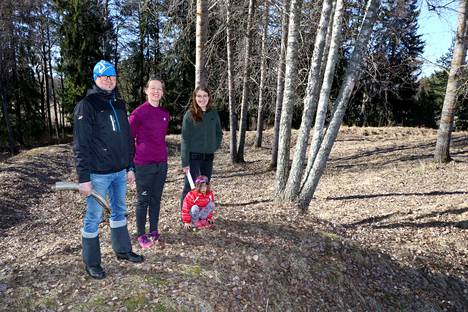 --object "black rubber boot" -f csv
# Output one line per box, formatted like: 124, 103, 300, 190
111, 225, 144, 263
82, 236, 106, 279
